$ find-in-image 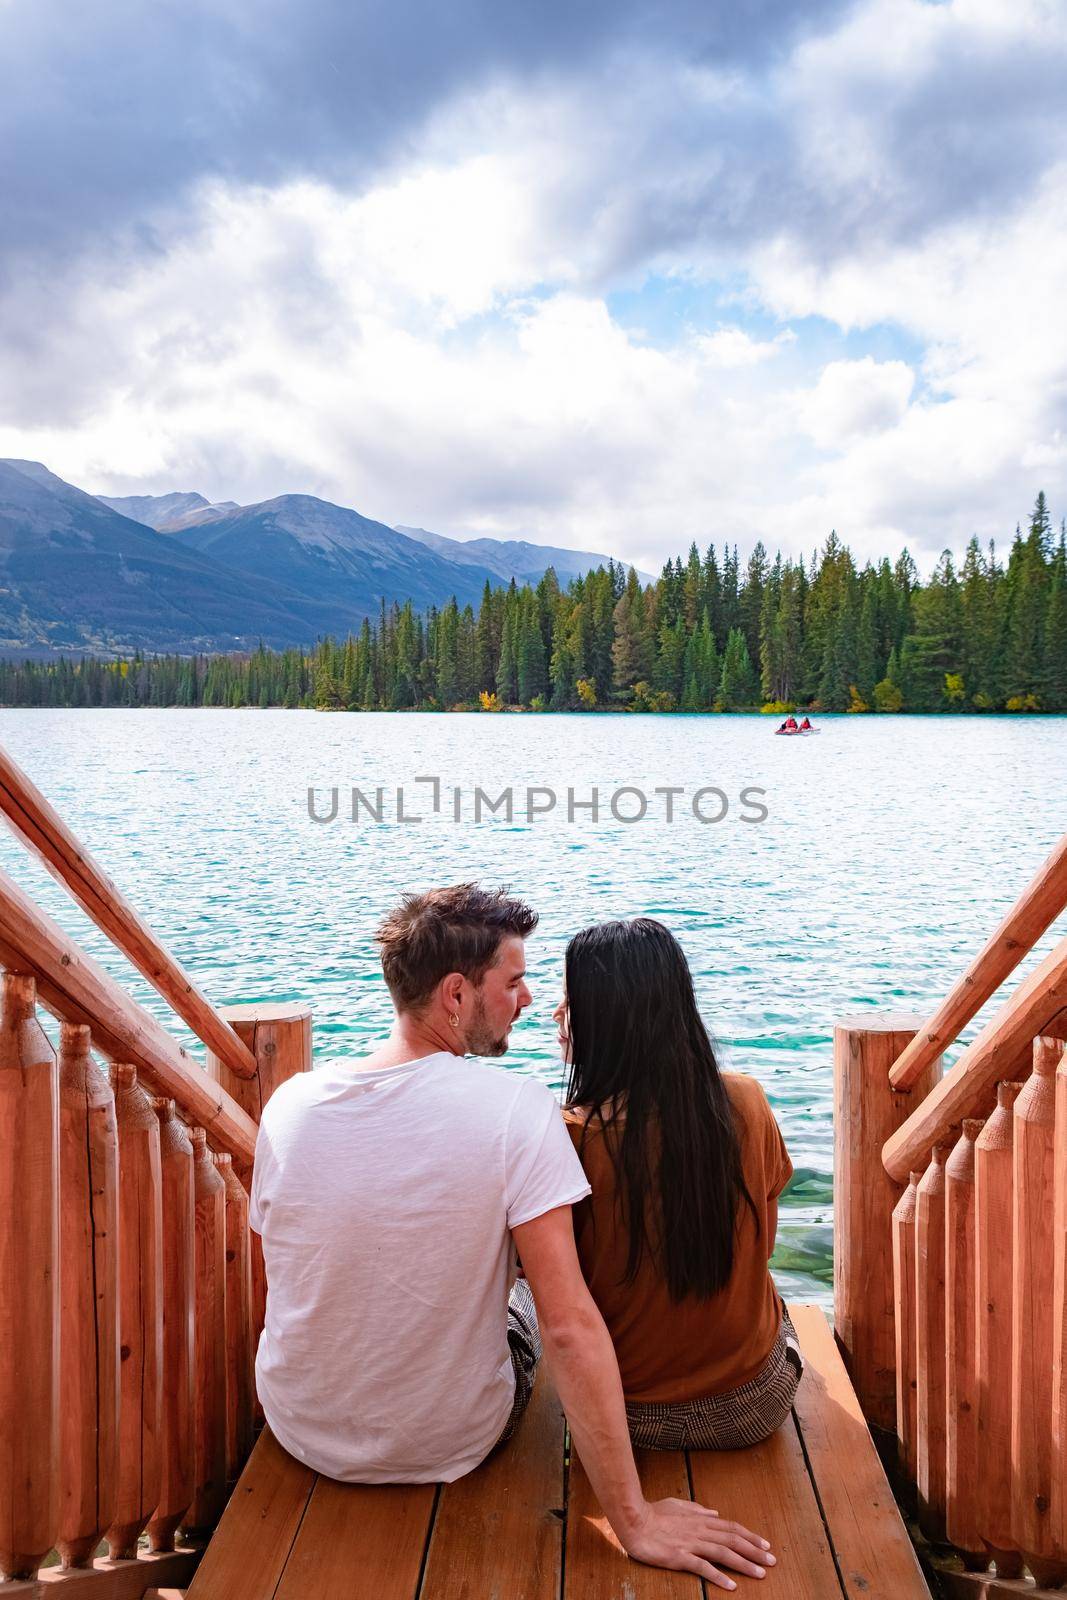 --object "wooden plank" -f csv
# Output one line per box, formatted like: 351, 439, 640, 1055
1011, 1041, 1067, 1585
833, 1013, 940, 1435
272, 1479, 436, 1600
789, 1303, 931, 1600
0, 867, 258, 1166
215, 1155, 254, 1482
892, 1170, 921, 1483
147, 1101, 196, 1553
915, 1146, 949, 1542
565, 1445, 702, 1599
56, 1024, 120, 1569
689, 1417, 842, 1598
1055, 1051, 1067, 1557
184, 1133, 227, 1538
0, 741, 258, 1081
0, 972, 59, 1581
889, 833, 1067, 1091
185, 1430, 315, 1600
105, 1068, 164, 1562
946, 1121, 984, 1562
0, 1545, 203, 1598
419, 1374, 563, 1600
976, 1083, 1024, 1575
